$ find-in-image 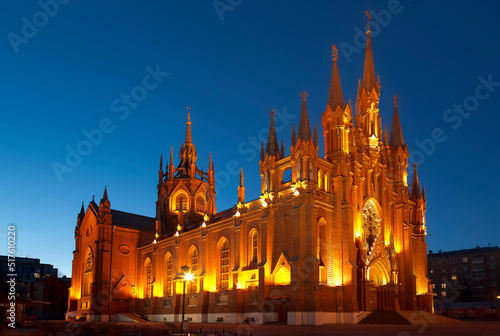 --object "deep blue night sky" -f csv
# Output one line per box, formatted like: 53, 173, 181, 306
1, 1, 499, 277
